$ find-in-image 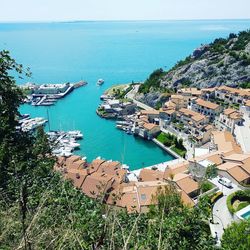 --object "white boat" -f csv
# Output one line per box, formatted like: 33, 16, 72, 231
68, 130, 83, 139
97, 79, 104, 85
